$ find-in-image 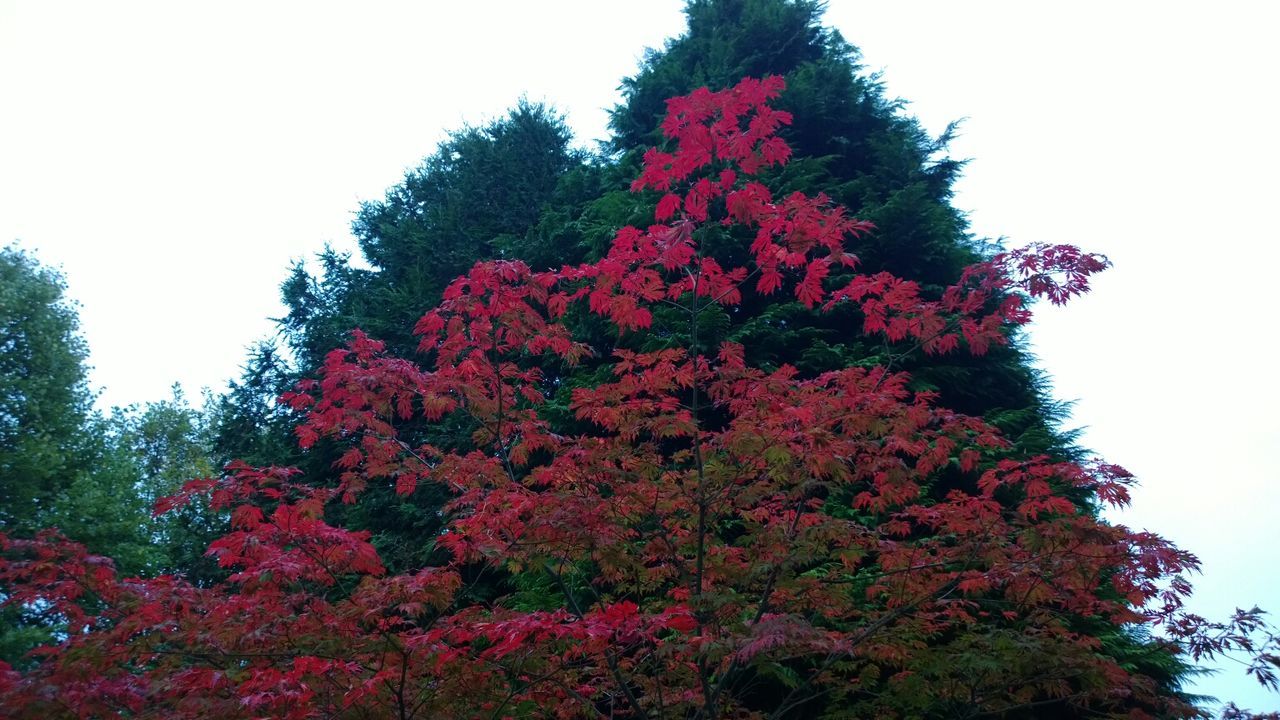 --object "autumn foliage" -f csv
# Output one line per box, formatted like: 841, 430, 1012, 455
2, 77, 1276, 719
